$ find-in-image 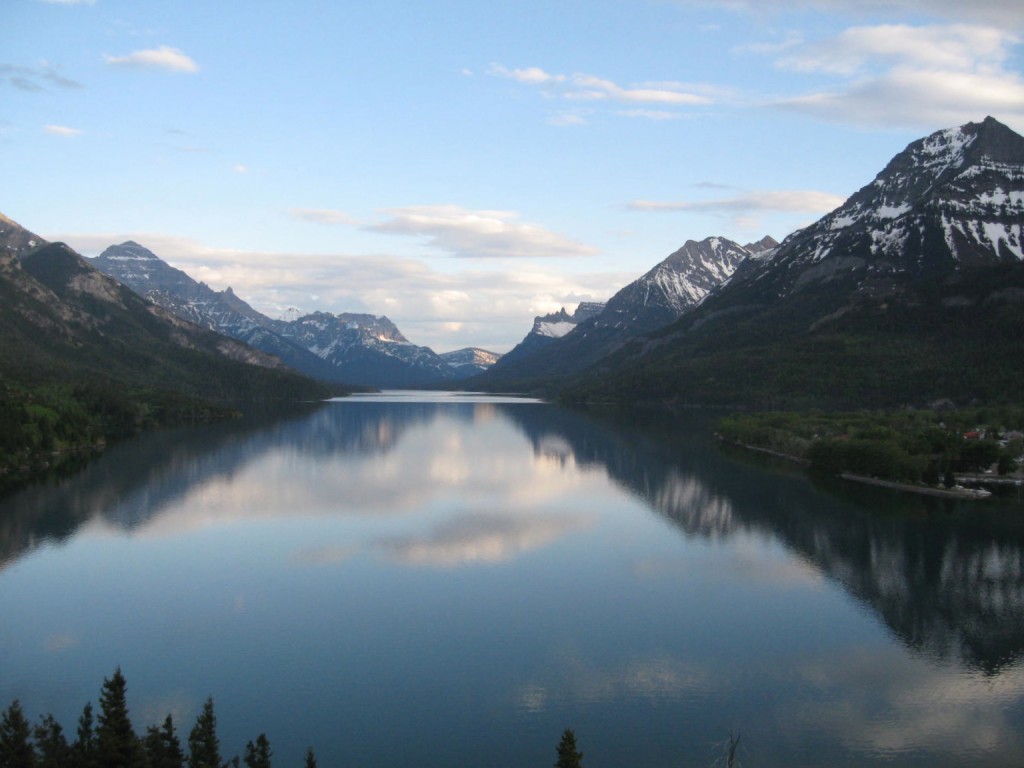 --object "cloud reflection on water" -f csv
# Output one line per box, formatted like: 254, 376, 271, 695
375, 511, 595, 568
790, 648, 1024, 760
